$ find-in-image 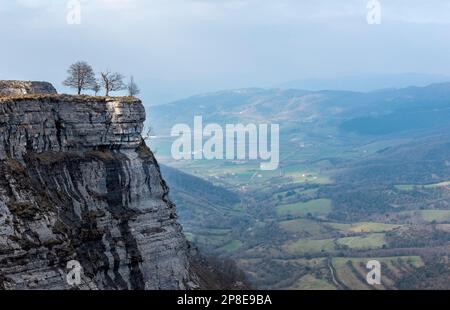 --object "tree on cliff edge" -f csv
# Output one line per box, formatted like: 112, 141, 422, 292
92, 82, 101, 96
127, 76, 140, 97
100, 71, 125, 96
63, 61, 97, 95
